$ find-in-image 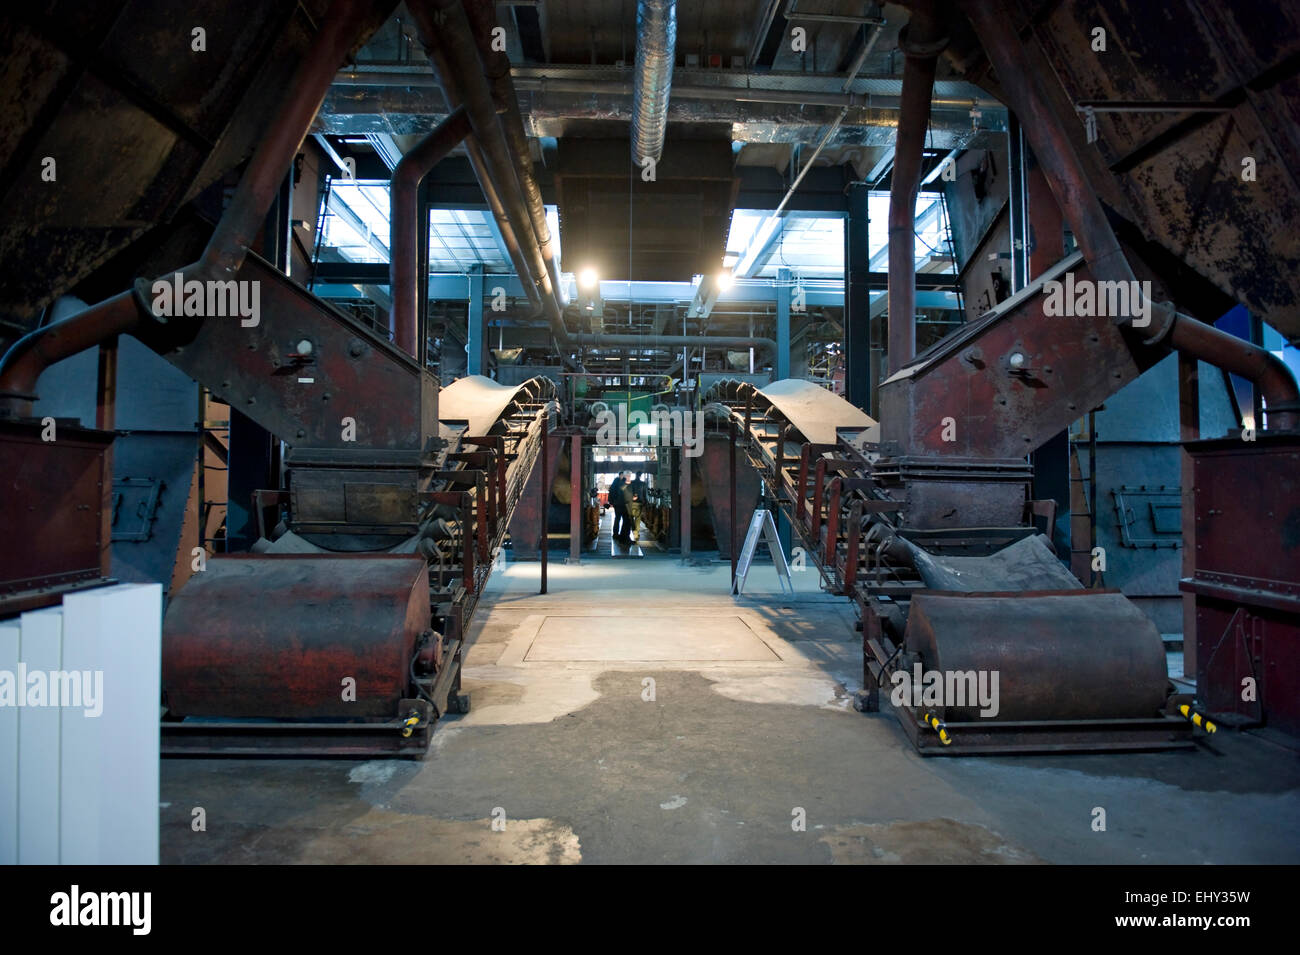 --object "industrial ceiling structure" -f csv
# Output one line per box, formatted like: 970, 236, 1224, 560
0, 0, 1297, 884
